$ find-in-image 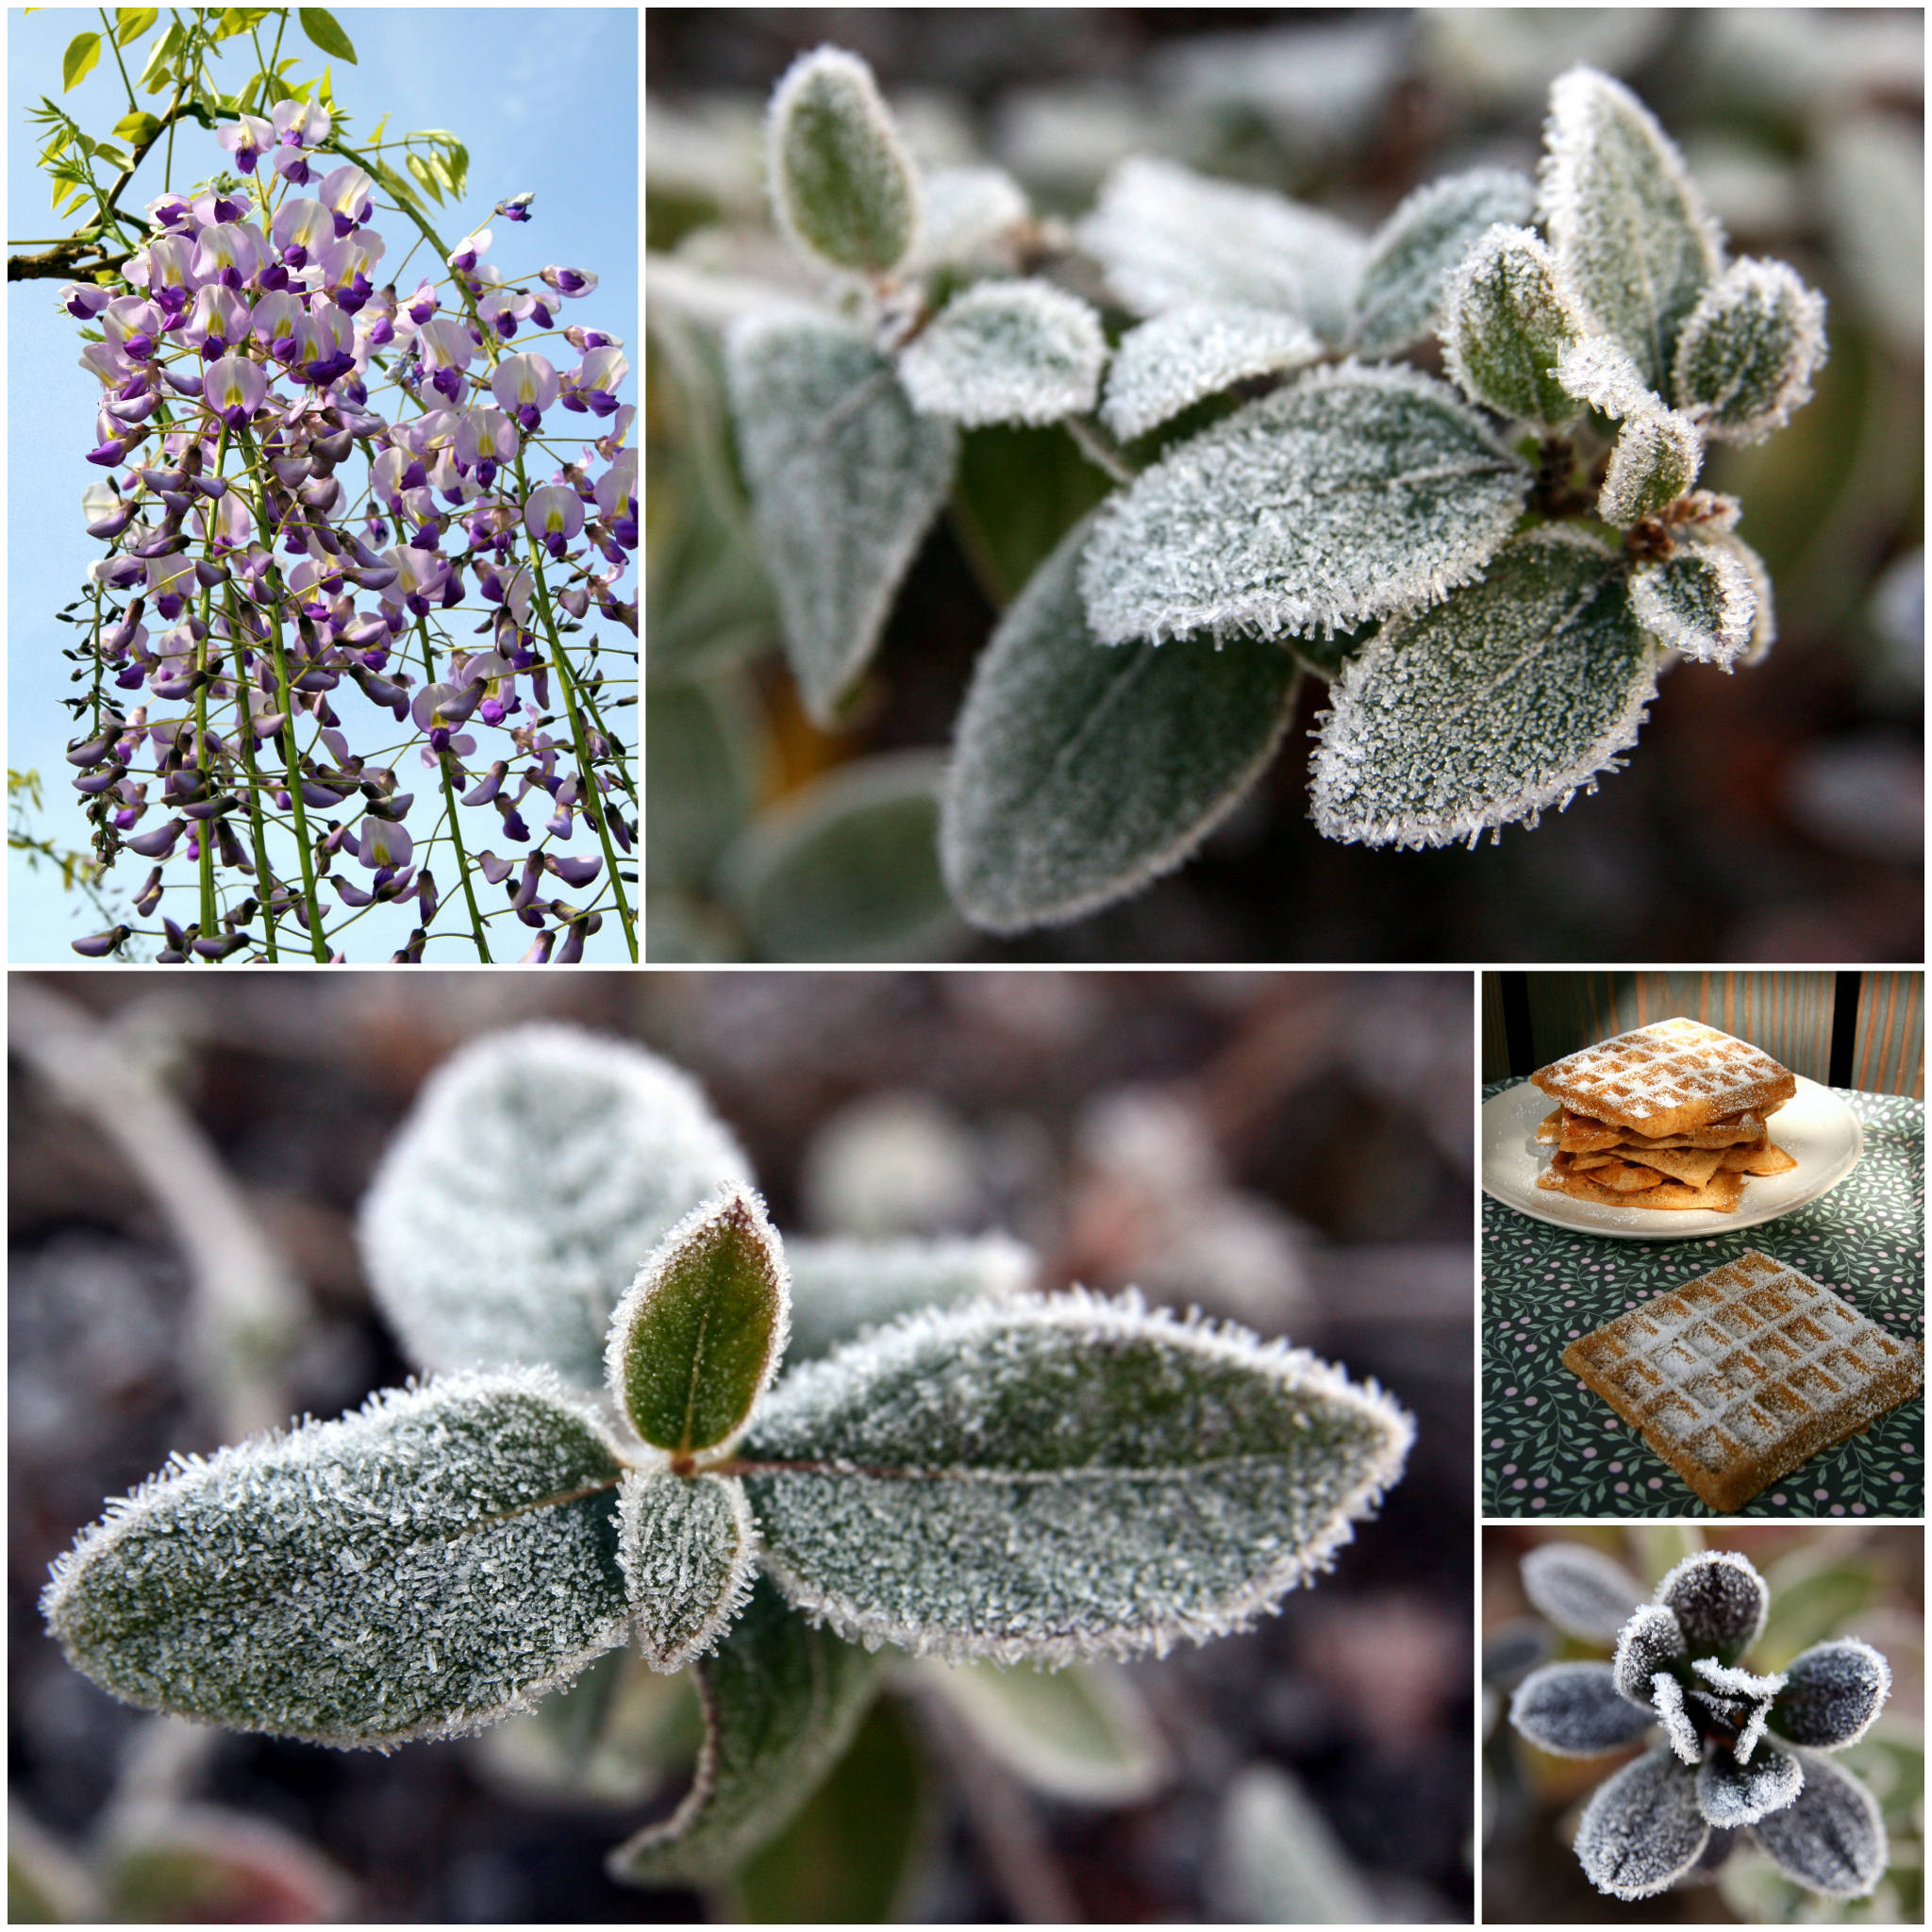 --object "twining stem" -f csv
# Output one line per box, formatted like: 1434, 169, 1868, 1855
220, 586, 280, 961
413, 613, 492, 961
